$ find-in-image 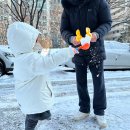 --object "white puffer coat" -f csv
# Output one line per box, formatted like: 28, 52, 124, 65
7, 22, 74, 114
